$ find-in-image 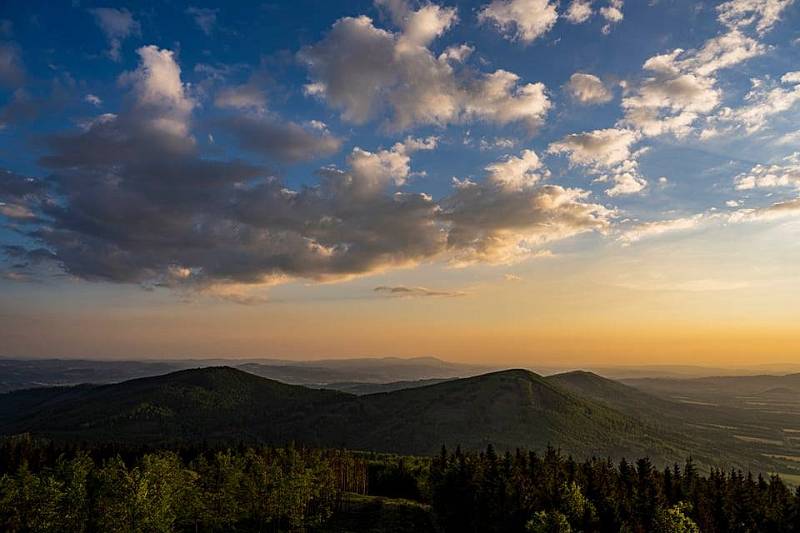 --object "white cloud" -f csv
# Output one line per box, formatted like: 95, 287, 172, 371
343, 136, 437, 196
484, 149, 548, 190
709, 71, 800, 134
89, 8, 140, 61
442, 181, 613, 265
735, 153, 800, 190
729, 197, 800, 222
549, 128, 640, 167
618, 213, 706, 244
478, 0, 558, 44
376, 0, 457, 46
118, 45, 195, 137
716, 0, 796, 34
565, 0, 593, 23
621, 50, 723, 137
600, 0, 624, 34
620, 195, 800, 245
566, 73, 613, 104
620, 1, 787, 139
300, 10, 551, 131
549, 128, 646, 196
84, 94, 102, 106
564, 0, 624, 32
